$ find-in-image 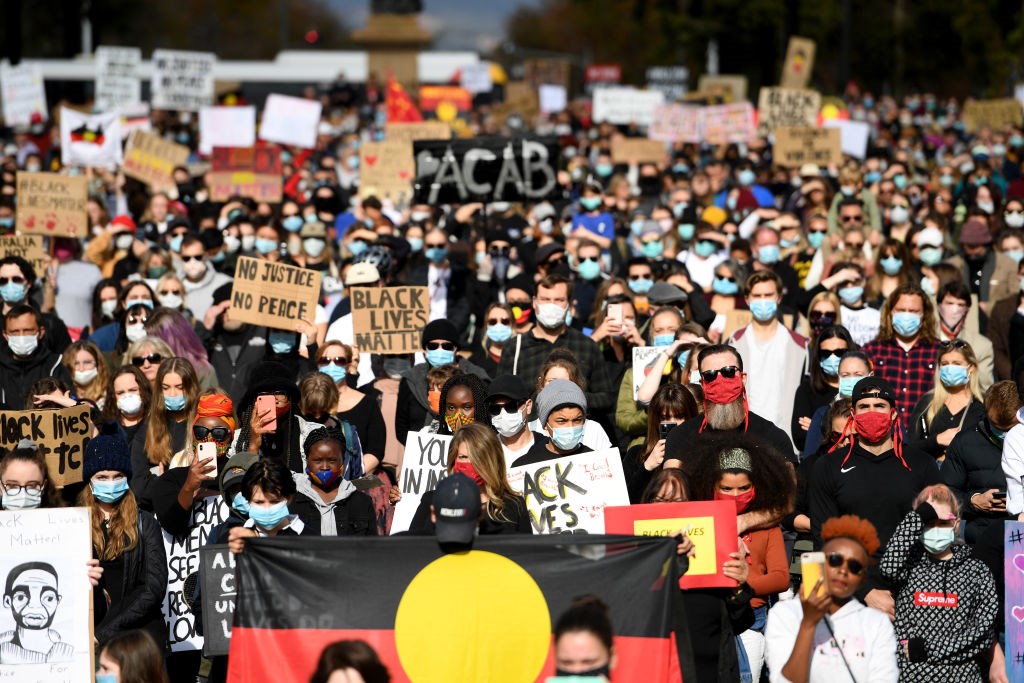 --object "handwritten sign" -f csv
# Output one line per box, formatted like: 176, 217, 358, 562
491, 81, 540, 126
592, 87, 665, 126
631, 346, 665, 401
0, 62, 47, 126
199, 544, 236, 657
964, 99, 1023, 133
390, 432, 454, 534
229, 256, 321, 331
650, 104, 702, 143
15, 172, 88, 239
780, 36, 816, 89
605, 501, 739, 588
523, 58, 571, 90
358, 140, 415, 201
824, 119, 871, 159
208, 146, 282, 202
702, 102, 756, 145
123, 129, 190, 190
758, 87, 821, 136
350, 286, 429, 355
0, 235, 46, 276
198, 105, 256, 155
385, 121, 452, 145
94, 46, 142, 111
507, 447, 629, 534
646, 65, 689, 102
697, 74, 748, 103
259, 94, 323, 149
151, 49, 215, 111
0, 405, 92, 486
773, 127, 842, 167
610, 137, 666, 164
